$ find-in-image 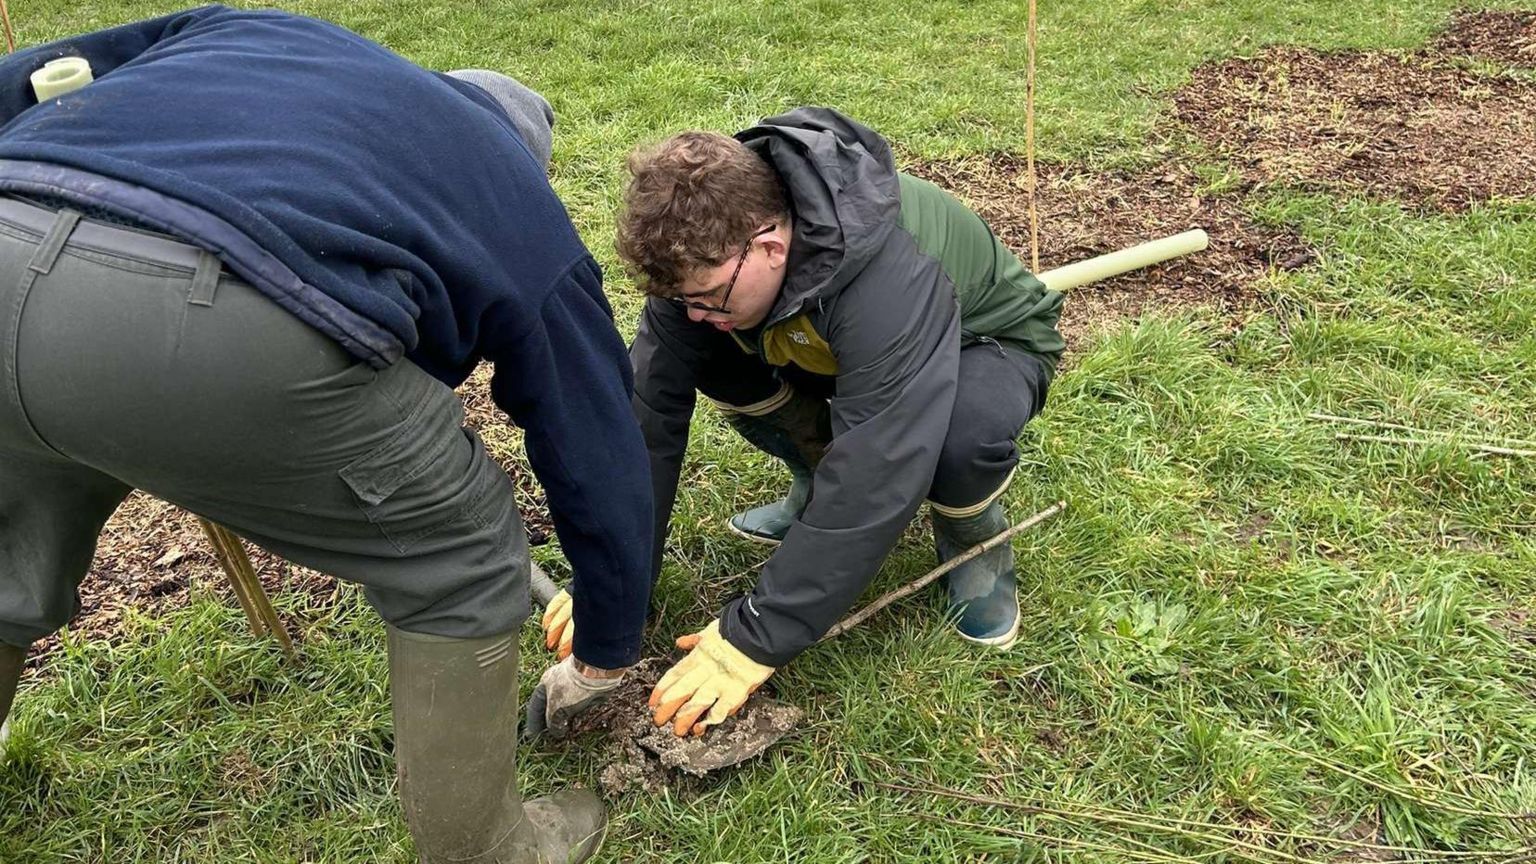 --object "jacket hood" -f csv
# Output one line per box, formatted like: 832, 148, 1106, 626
736, 107, 901, 321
